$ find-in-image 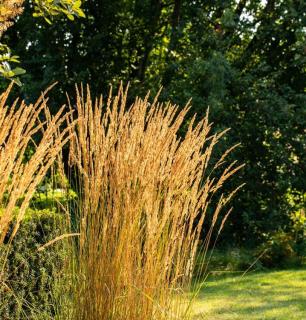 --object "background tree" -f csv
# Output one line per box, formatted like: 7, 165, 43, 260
0, 0, 85, 84
3, 0, 306, 246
